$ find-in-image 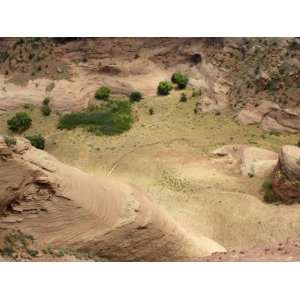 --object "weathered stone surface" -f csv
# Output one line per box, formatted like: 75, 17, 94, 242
279, 145, 300, 181
241, 147, 278, 177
